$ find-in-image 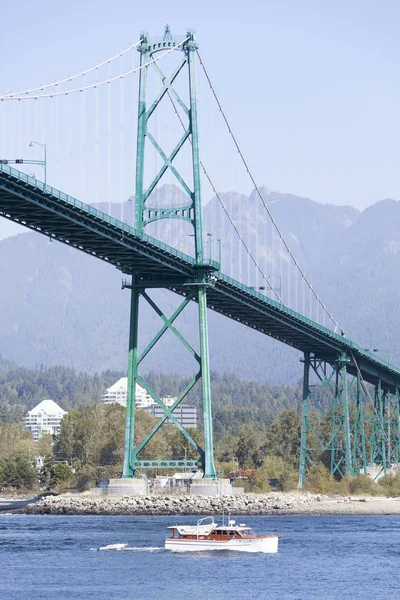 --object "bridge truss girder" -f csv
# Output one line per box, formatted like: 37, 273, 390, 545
298, 351, 400, 486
